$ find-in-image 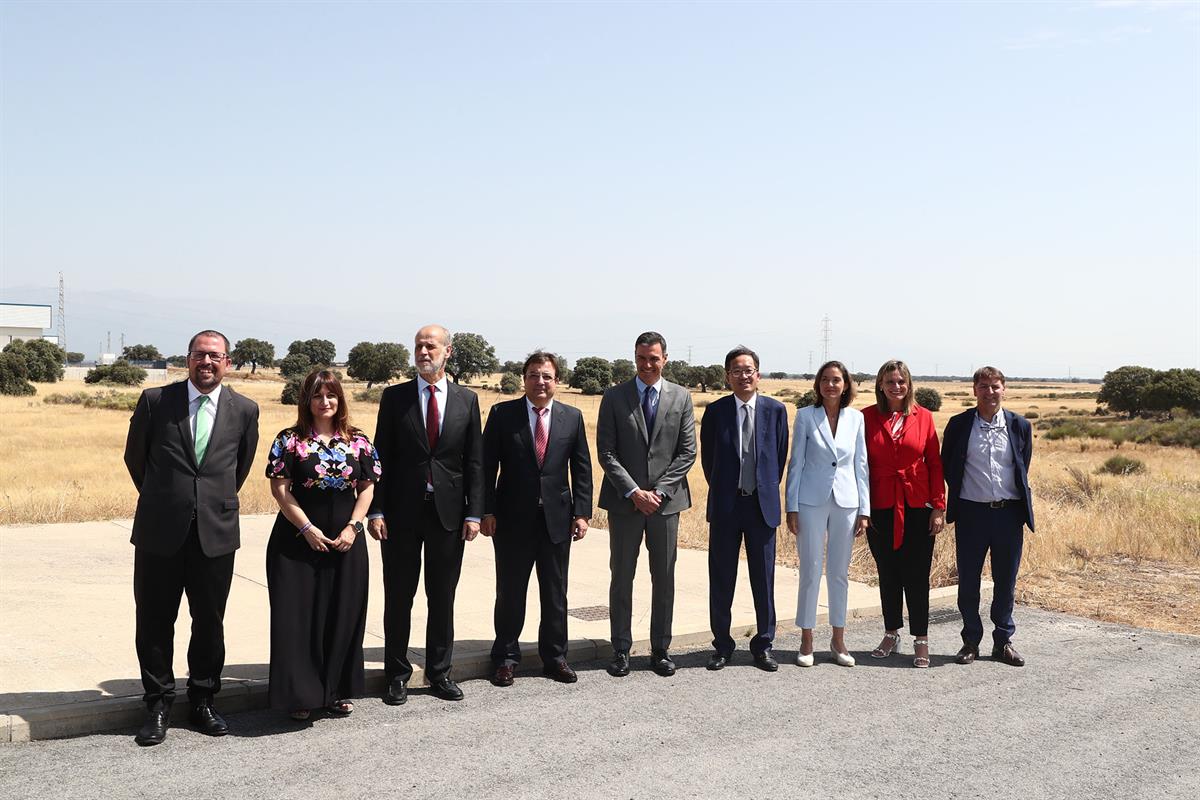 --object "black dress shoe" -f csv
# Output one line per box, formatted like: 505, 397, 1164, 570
542, 659, 578, 683
607, 651, 631, 678
134, 707, 169, 746
429, 677, 464, 701
992, 643, 1026, 667
491, 664, 515, 687
955, 643, 980, 665
383, 679, 408, 706
706, 652, 729, 671
650, 650, 676, 677
753, 651, 780, 672
189, 701, 228, 737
